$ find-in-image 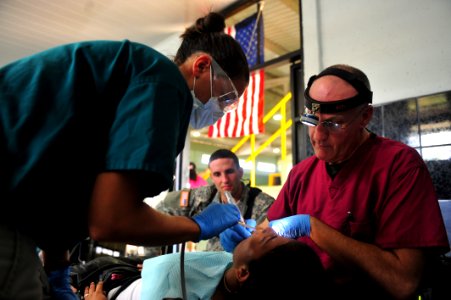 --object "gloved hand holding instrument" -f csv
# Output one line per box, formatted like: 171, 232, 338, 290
268, 215, 311, 239
220, 219, 256, 252
192, 202, 242, 241
219, 191, 256, 252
